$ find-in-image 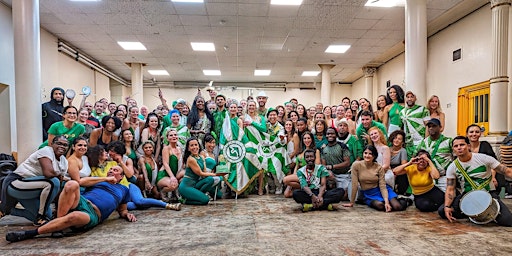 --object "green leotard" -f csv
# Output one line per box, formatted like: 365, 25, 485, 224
145, 162, 167, 185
